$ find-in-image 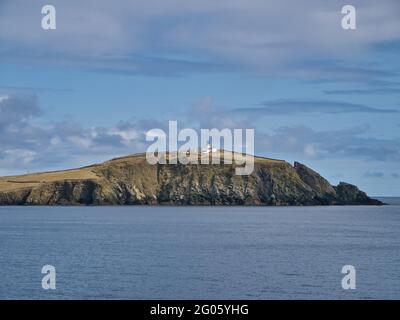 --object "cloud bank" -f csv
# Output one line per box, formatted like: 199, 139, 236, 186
0, 95, 148, 172
234, 99, 399, 115
0, 0, 399, 76
2, 95, 399, 175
